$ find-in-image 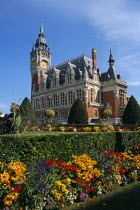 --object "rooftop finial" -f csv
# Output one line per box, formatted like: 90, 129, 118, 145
40, 19, 44, 33
108, 48, 115, 66
110, 48, 112, 56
